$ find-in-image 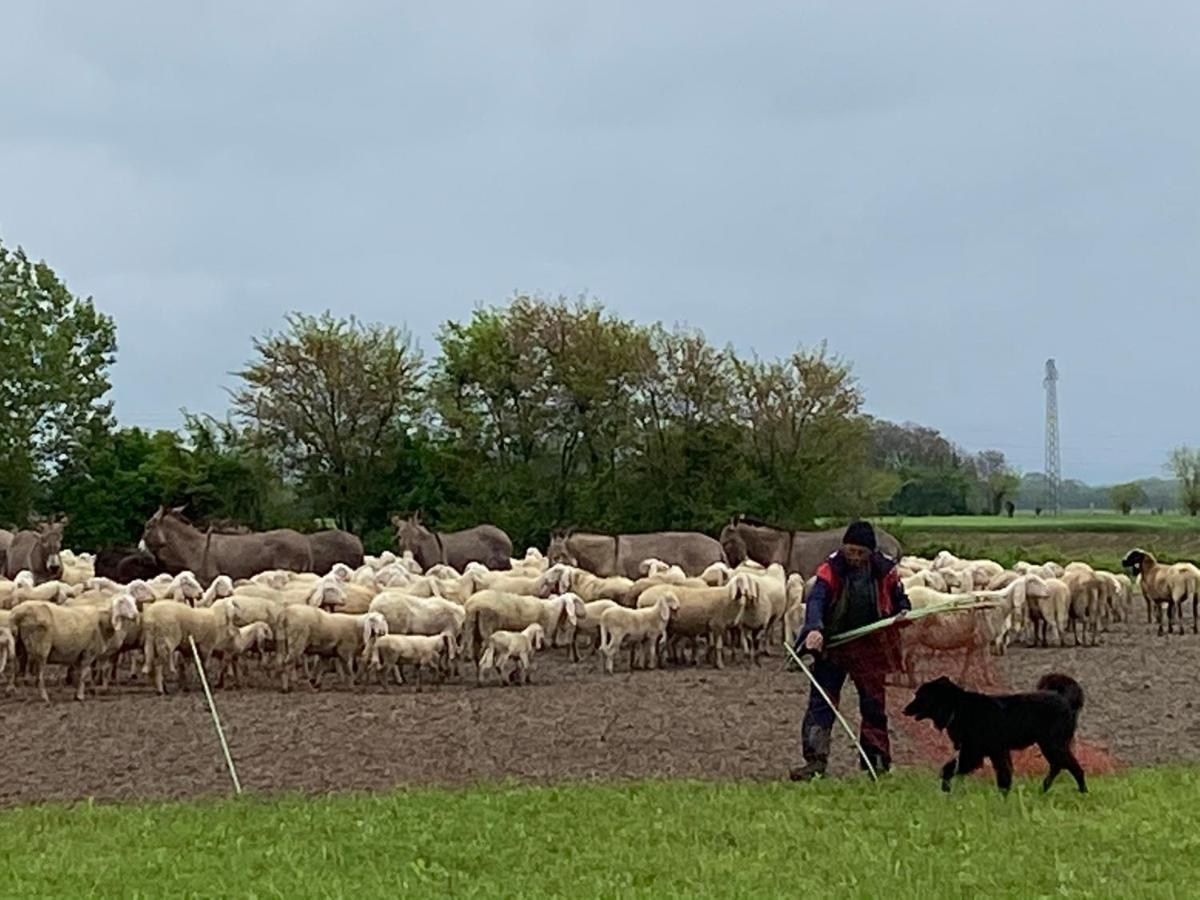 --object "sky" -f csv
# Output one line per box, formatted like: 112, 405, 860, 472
3, 2, 1197, 485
